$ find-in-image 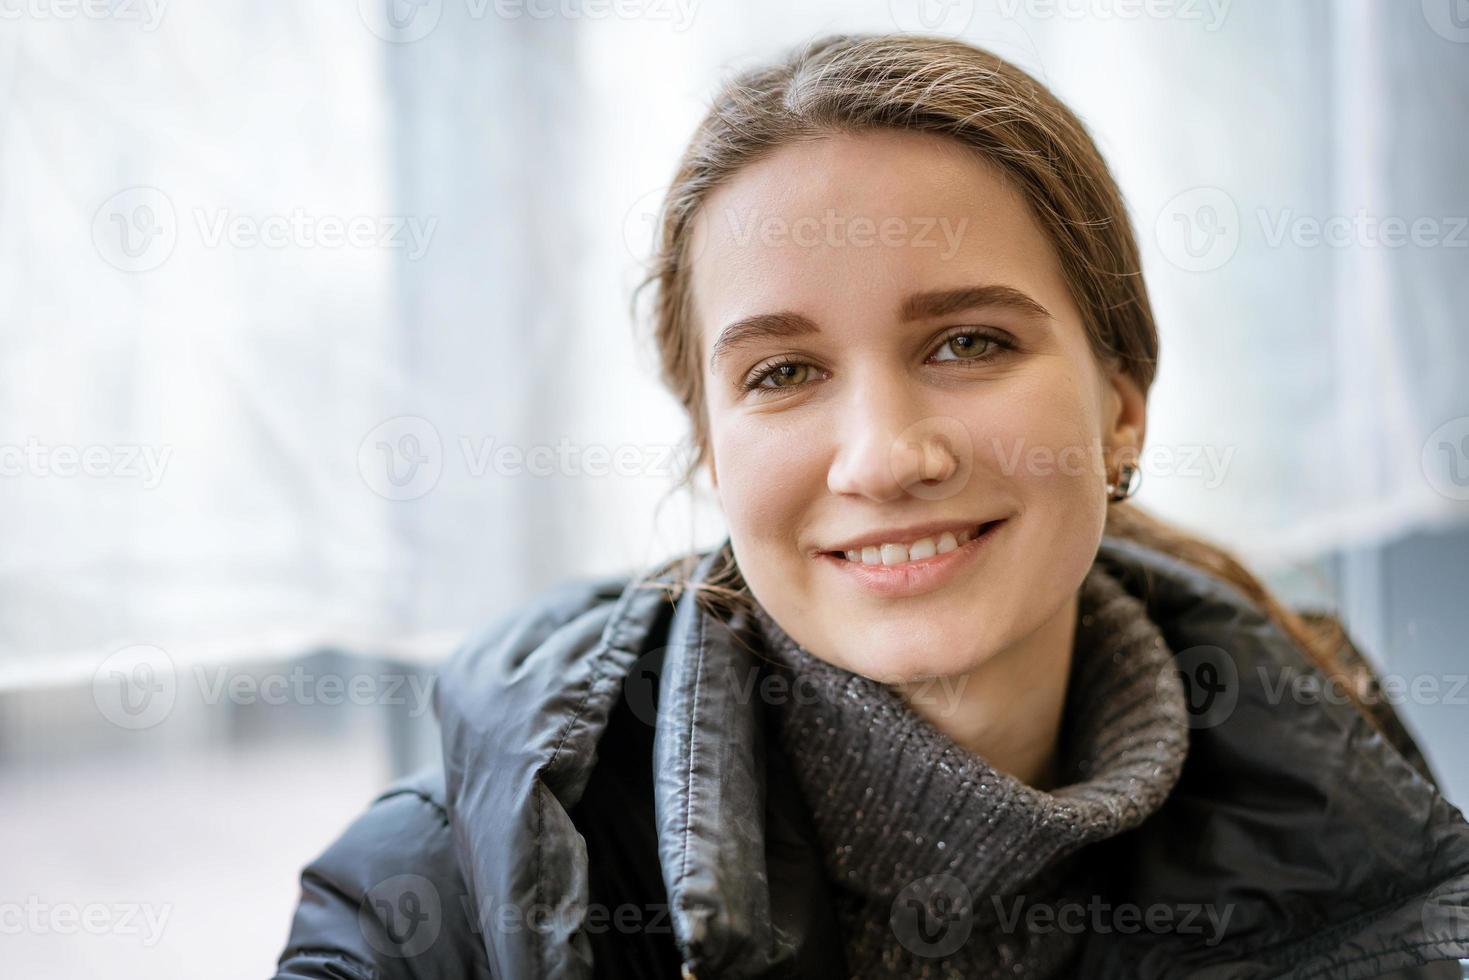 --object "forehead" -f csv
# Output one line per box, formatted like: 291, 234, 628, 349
687, 128, 1074, 352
